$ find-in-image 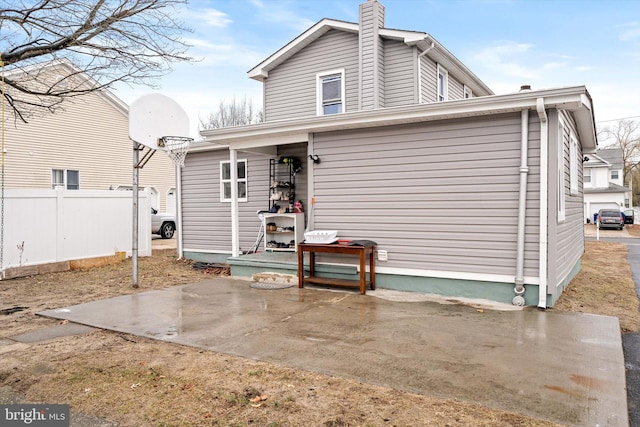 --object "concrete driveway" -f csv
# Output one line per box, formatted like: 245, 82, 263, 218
40, 279, 628, 426
152, 236, 177, 250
